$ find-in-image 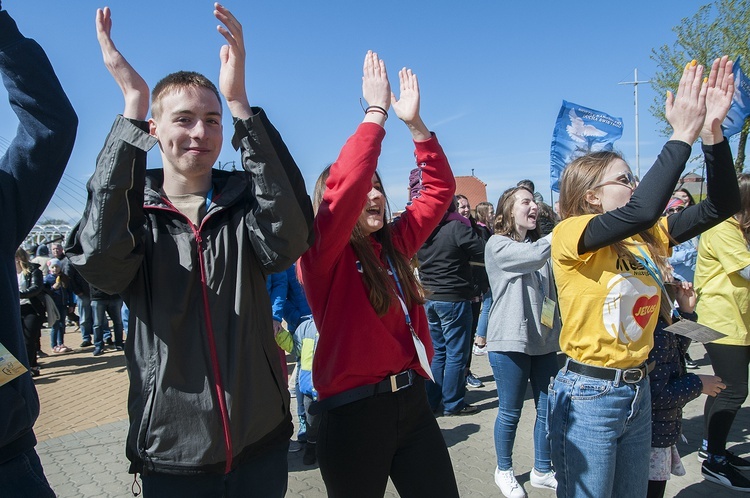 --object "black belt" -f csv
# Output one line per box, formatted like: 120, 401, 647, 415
565, 358, 654, 384
308, 370, 416, 415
